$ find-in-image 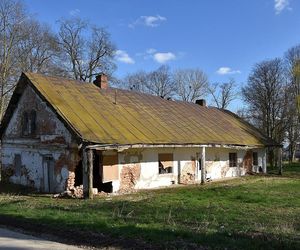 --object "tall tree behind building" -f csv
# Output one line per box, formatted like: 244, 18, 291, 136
173, 69, 209, 102
57, 17, 116, 82
209, 78, 237, 109
0, 0, 62, 118
284, 44, 300, 162
242, 58, 288, 167
0, 0, 27, 118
